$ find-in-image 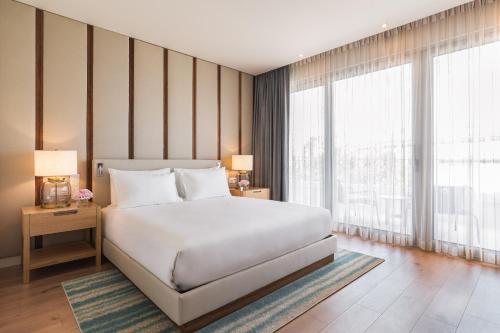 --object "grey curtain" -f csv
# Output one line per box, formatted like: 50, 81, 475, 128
252, 66, 289, 201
